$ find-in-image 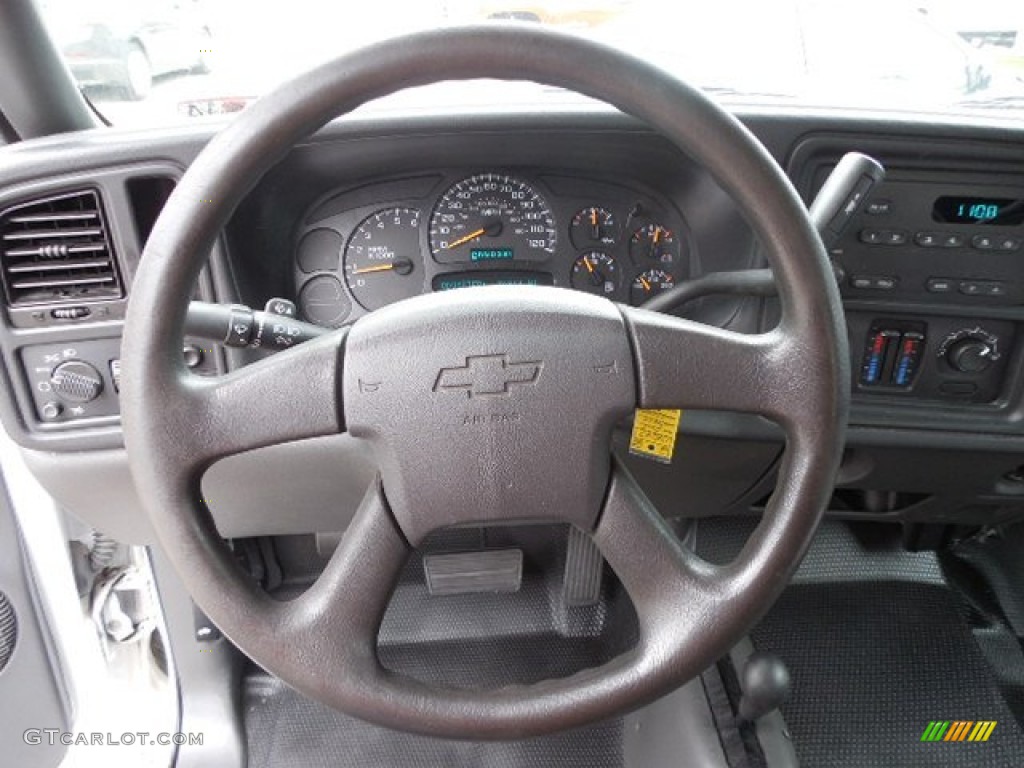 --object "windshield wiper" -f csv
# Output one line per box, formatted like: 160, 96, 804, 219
699, 85, 798, 101
955, 93, 1024, 110
79, 87, 111, 127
